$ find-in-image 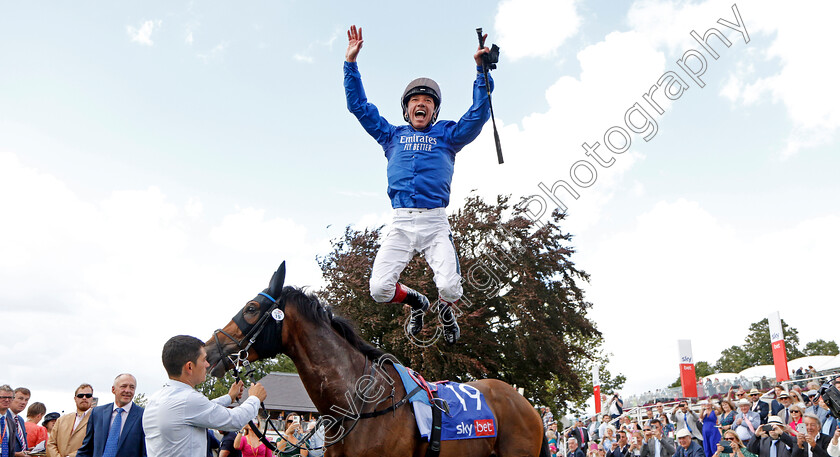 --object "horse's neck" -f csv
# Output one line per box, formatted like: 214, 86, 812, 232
286, 318, 371, 414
